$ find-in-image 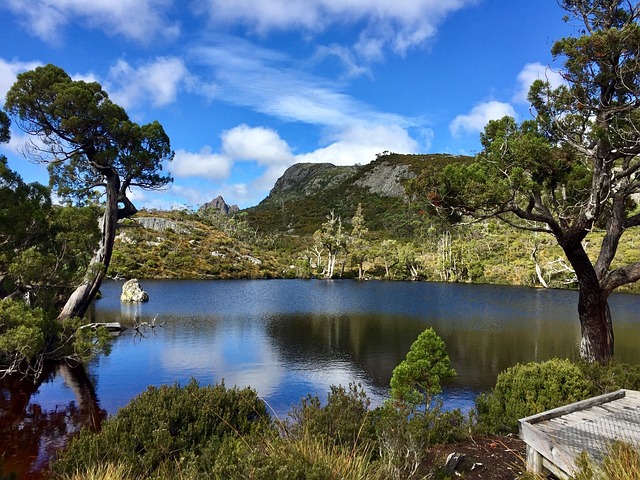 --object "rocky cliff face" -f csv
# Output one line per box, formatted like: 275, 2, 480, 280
267, 163, 358, 198
354, 161, 415, 199
199, 195, 239, 215
133, 216, 190, 233
265, 160, 413, 201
